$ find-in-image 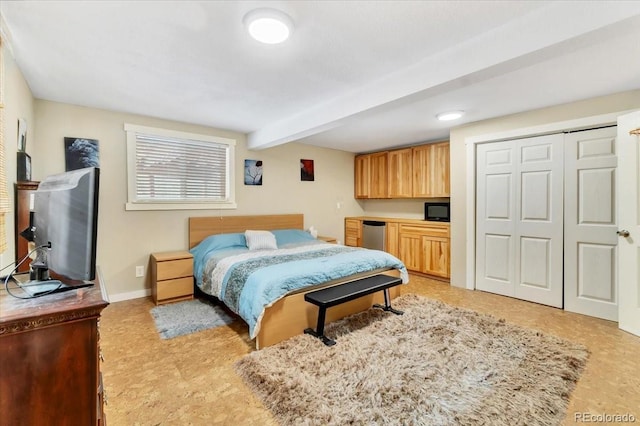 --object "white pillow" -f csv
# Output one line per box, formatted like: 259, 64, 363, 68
245, 230, 278, 250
